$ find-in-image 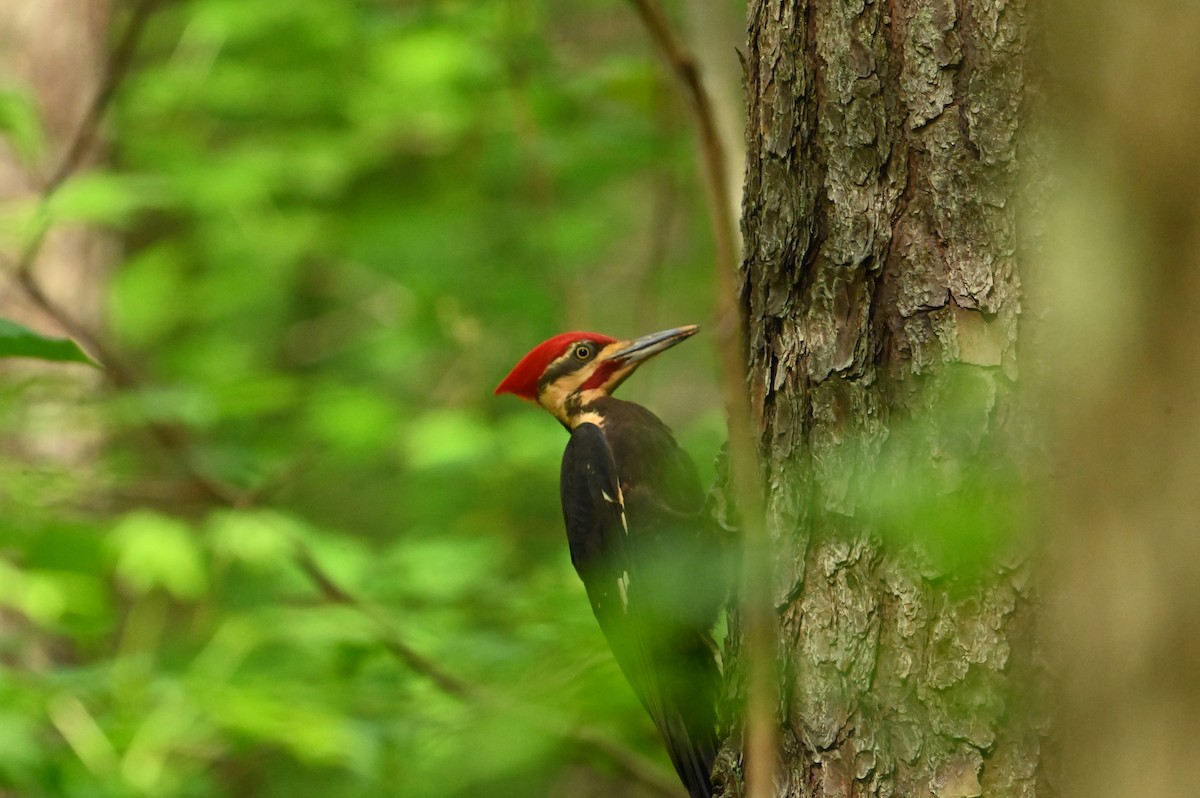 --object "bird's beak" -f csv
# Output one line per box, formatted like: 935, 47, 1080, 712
604, 325, 700, 364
